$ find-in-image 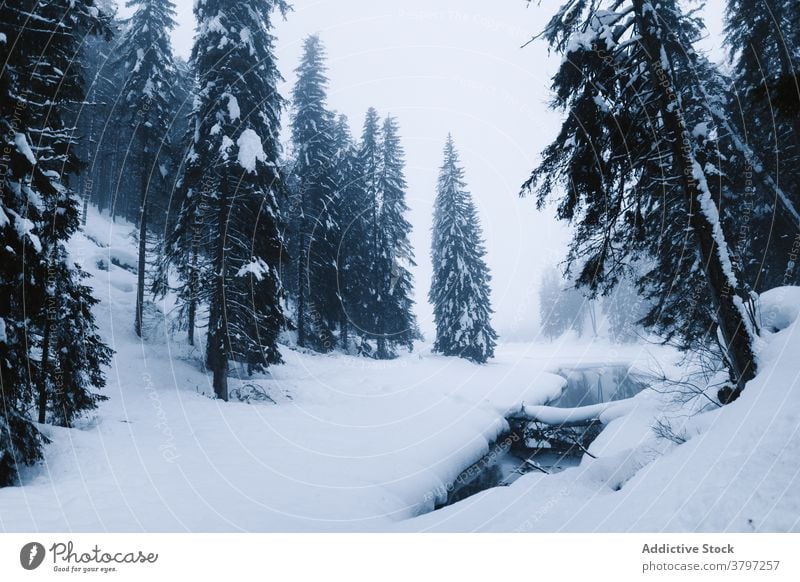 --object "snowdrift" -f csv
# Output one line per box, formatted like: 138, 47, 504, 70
4, 208, 792, 533
403, 287, 800, 532
0, 208, 578, 531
